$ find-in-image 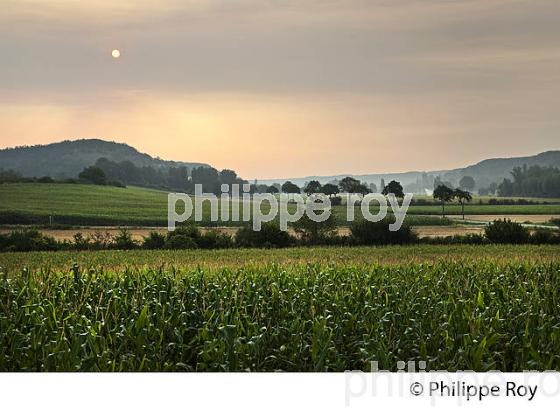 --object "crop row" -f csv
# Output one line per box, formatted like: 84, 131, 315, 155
1, 260, 559, 371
